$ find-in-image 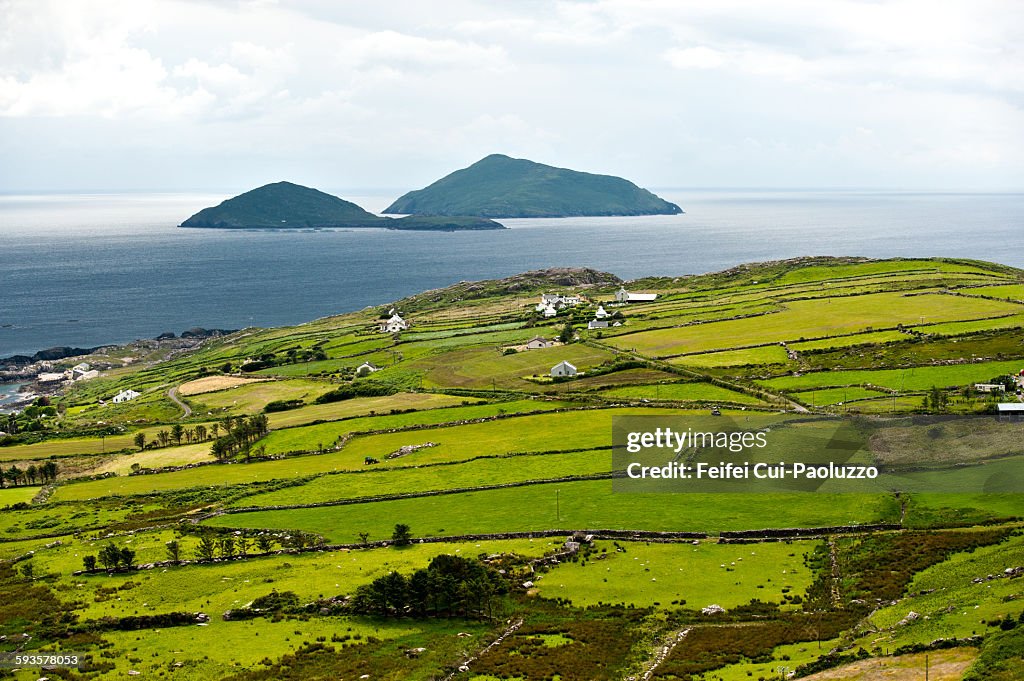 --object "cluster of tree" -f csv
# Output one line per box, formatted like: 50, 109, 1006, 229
315, 384, 396, 404
134, 423, 211, 451
209, 414, 270, 461
921, 385, 950, 412
83, 542, 137, 571
191, 530, 324, 561
240, 346, 328, 372
0, 460, 58, 487
264, 399, 305, 413
3, 397, 58, 436
349, 553, 506, 619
